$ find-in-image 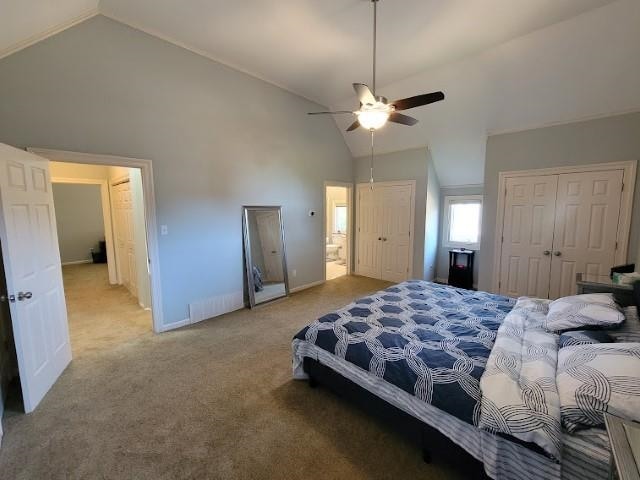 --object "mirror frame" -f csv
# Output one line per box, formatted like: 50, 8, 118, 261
242, 206, 290, 308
